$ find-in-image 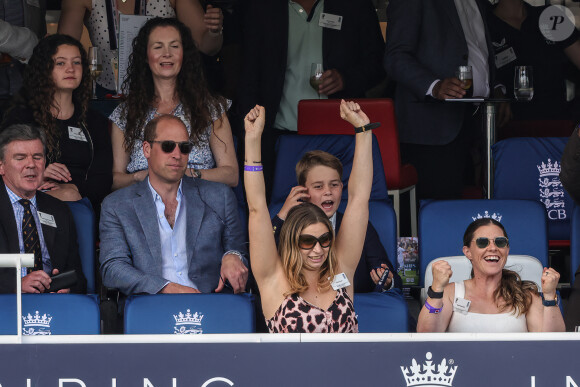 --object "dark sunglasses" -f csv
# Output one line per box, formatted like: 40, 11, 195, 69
149, 140, 194, 154
298, 232, 332, 250
474, 236, 509, 249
